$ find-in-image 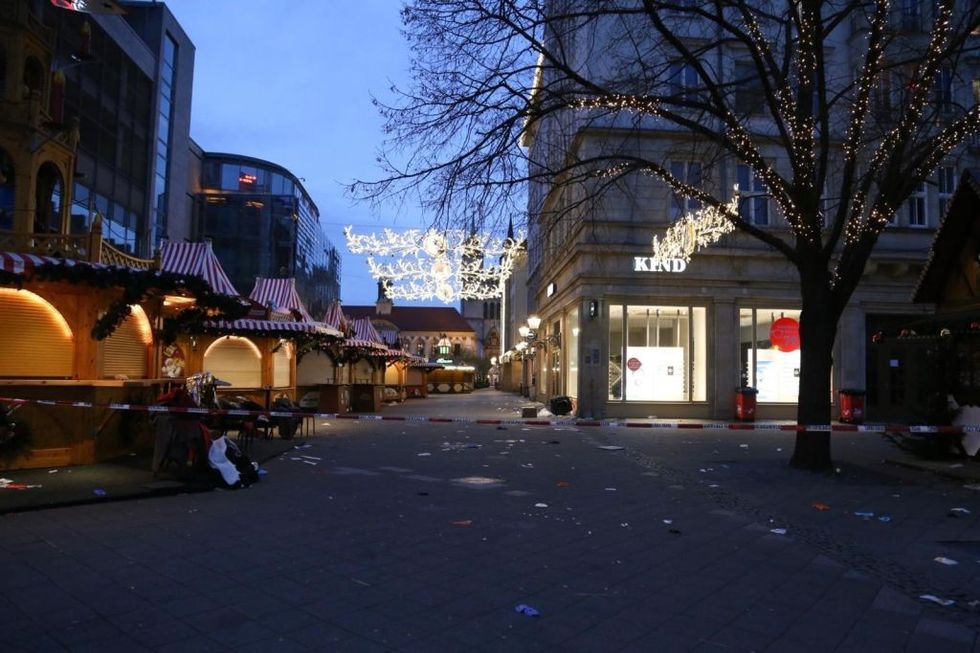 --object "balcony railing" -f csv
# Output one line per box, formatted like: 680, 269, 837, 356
0, 218, 158, 270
